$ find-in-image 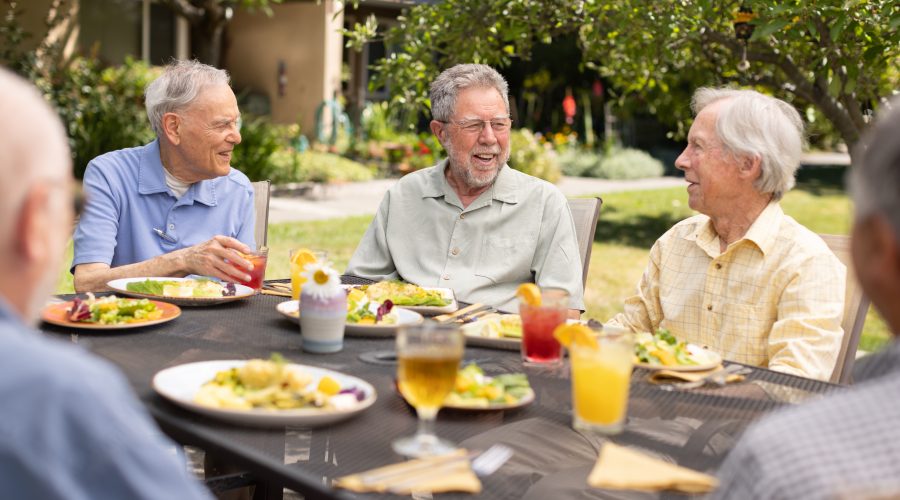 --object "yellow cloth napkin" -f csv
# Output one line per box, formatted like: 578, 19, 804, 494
334, 449, 482, 494
588, 443, 718, 493
647, 364, 746, 385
